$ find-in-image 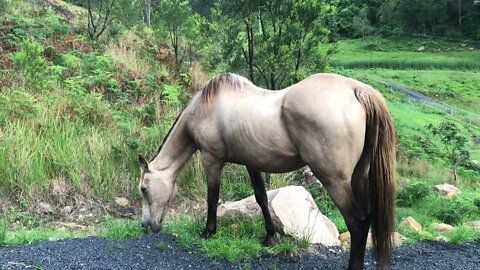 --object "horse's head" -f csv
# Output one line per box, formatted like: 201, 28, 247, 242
138, 155, 177, 233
